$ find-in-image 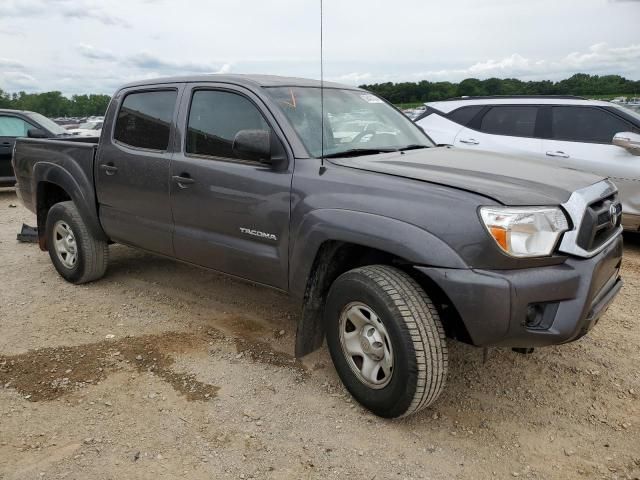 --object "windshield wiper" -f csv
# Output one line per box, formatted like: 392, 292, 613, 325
396, 144, 429, 151
322, 148, 396, 159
